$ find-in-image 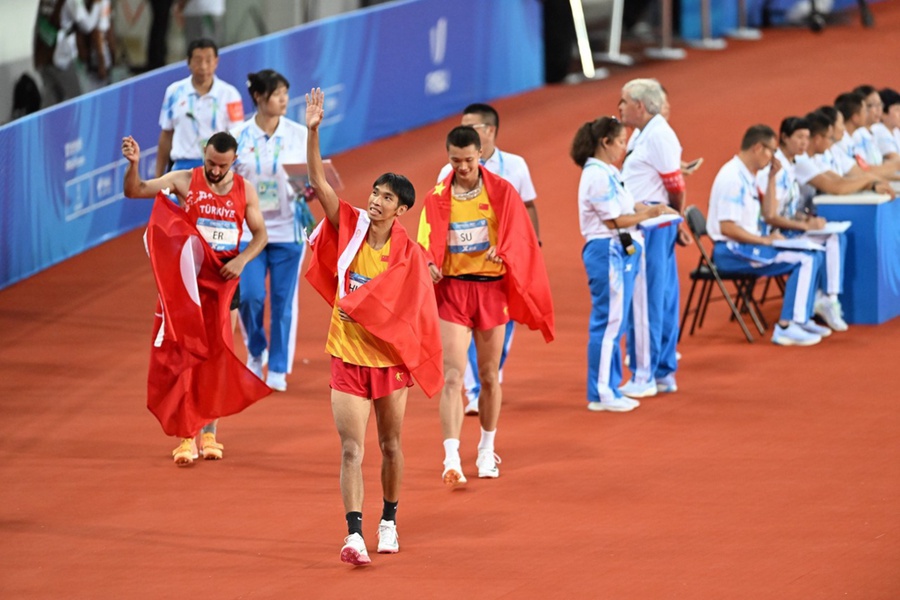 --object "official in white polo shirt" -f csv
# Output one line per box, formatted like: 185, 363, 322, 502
618, 78, 685, 399
709, 124, 827, 346
231, 69, 310, 392
156, 38, 244, 176
437, 103, 541, 417
757, 116, 848, 332
871, 88, 900, 160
